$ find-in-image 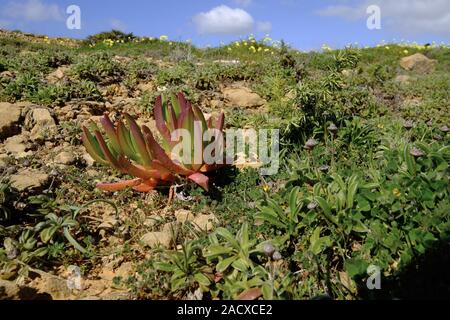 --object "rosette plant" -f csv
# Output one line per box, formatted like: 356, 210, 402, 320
81, 92, 225, 193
